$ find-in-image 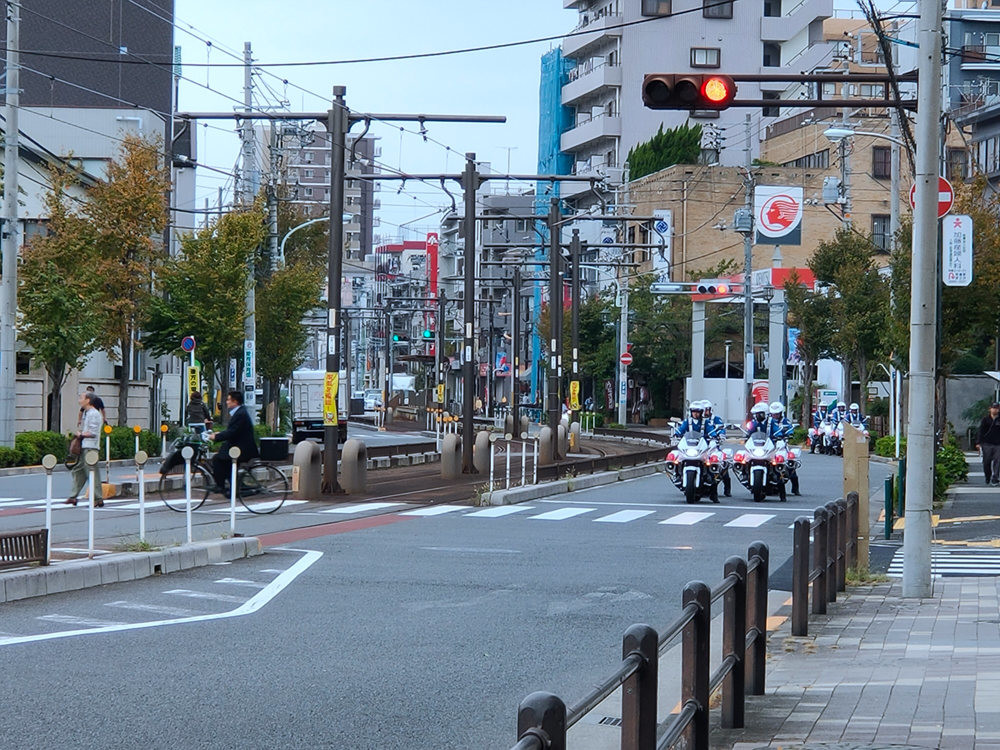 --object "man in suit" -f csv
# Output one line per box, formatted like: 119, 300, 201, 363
206, 390, 259, 494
